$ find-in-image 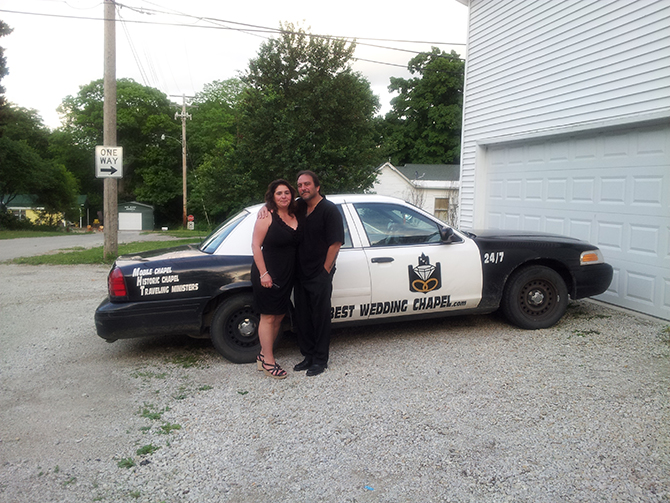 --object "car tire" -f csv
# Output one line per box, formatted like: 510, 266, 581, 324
210, 293, 261, 363
501, 265, 568, 329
